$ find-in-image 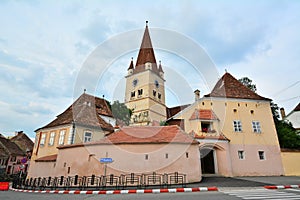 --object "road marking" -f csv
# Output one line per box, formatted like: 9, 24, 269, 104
223, 188, 300, 200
